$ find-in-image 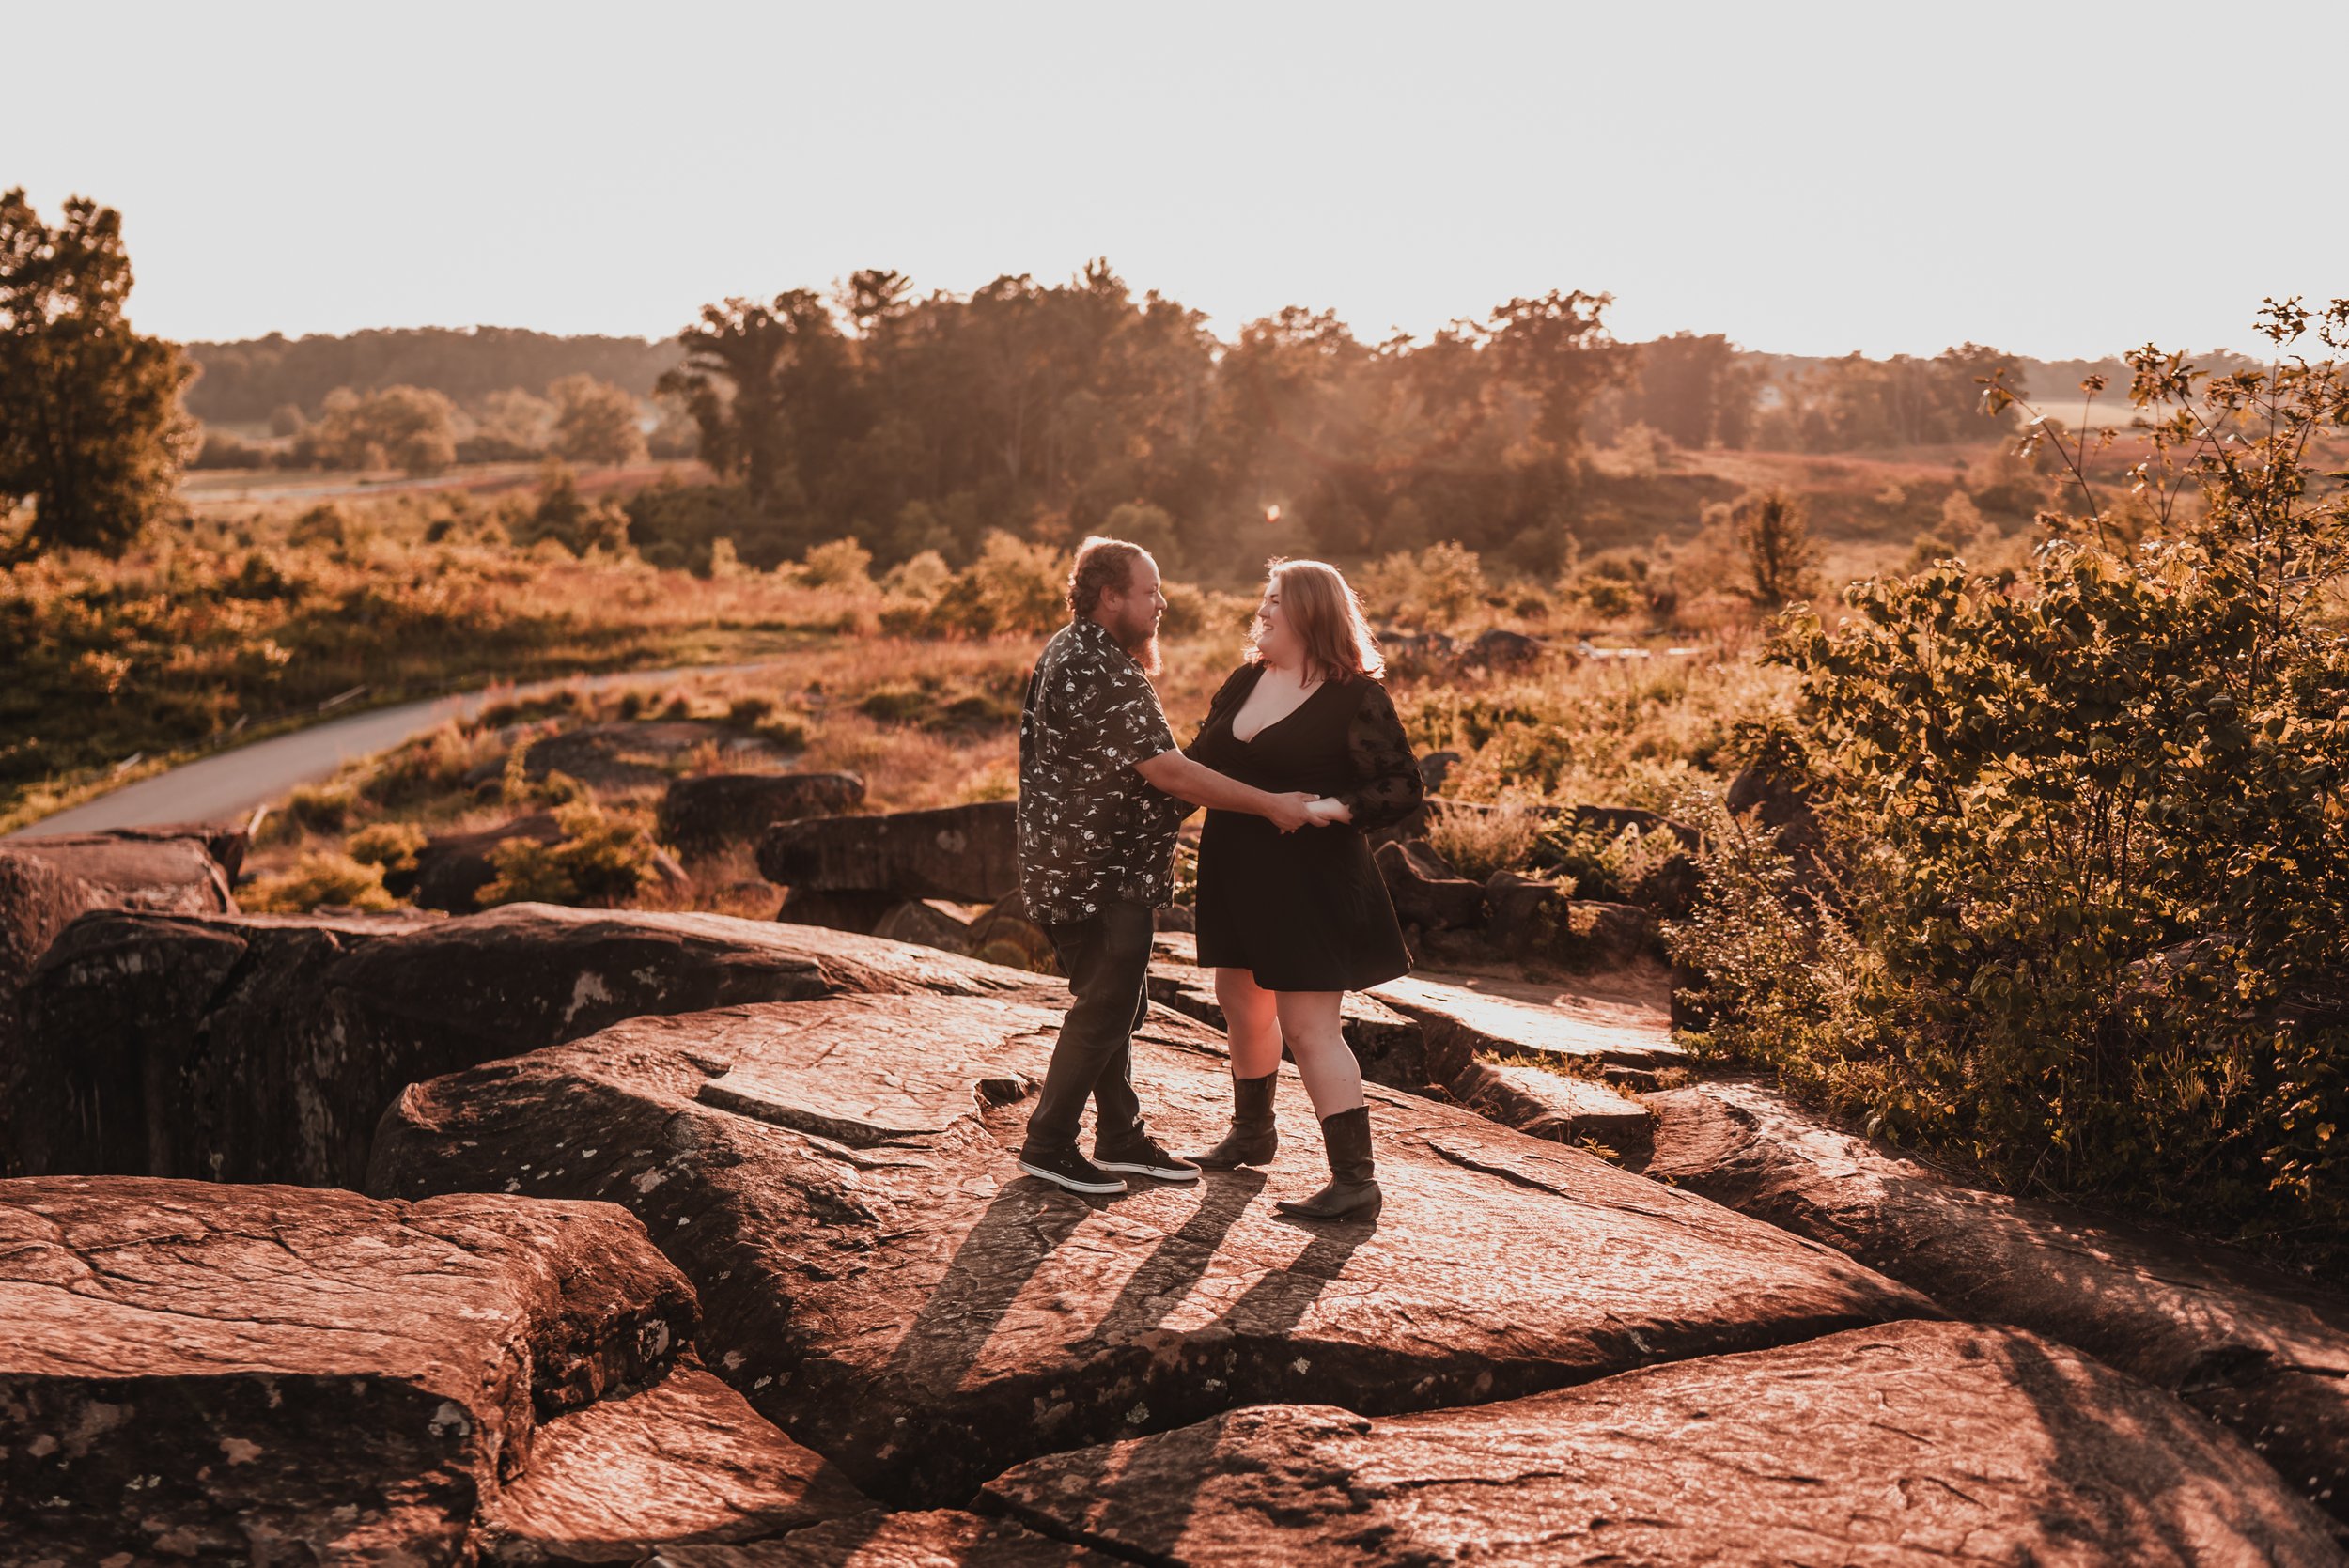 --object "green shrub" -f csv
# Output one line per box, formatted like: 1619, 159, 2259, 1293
1674, 303, 2349, 1249
1423, 800, 1545, 883
241, 850, 397, 913
476, 800, 659, 908
1531, 818, 1681, 902
346, 820, 428, 877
